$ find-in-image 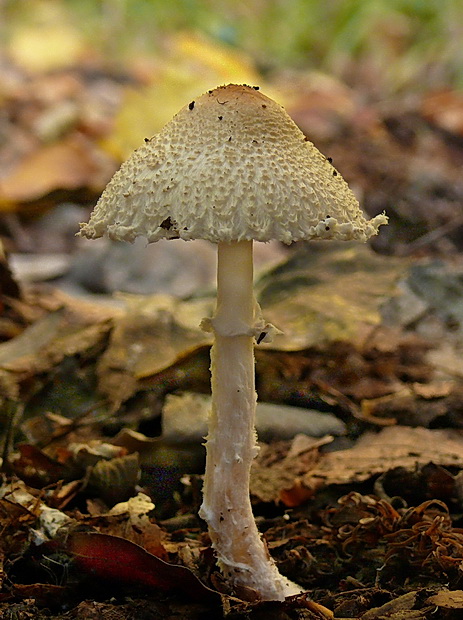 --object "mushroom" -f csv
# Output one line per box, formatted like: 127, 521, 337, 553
79, 84, 387, 601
